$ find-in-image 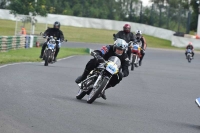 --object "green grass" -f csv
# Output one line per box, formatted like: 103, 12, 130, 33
0, 19, 173, 48
0, 47, 88, 65
1, 18, 192, 65
143, 34, 184, 50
